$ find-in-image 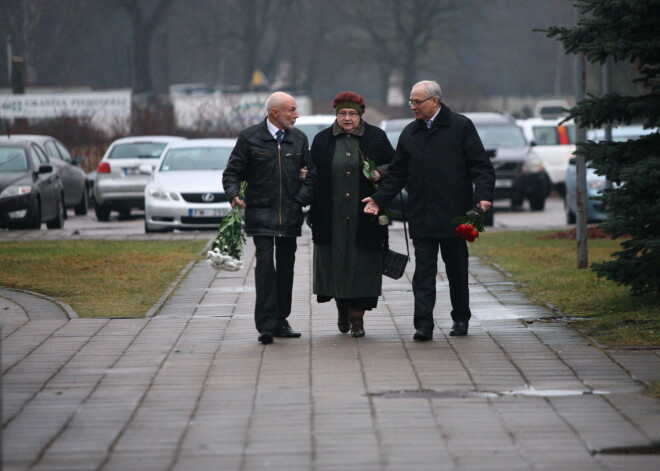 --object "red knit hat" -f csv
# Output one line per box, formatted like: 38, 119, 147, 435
333, 91, 366, 115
